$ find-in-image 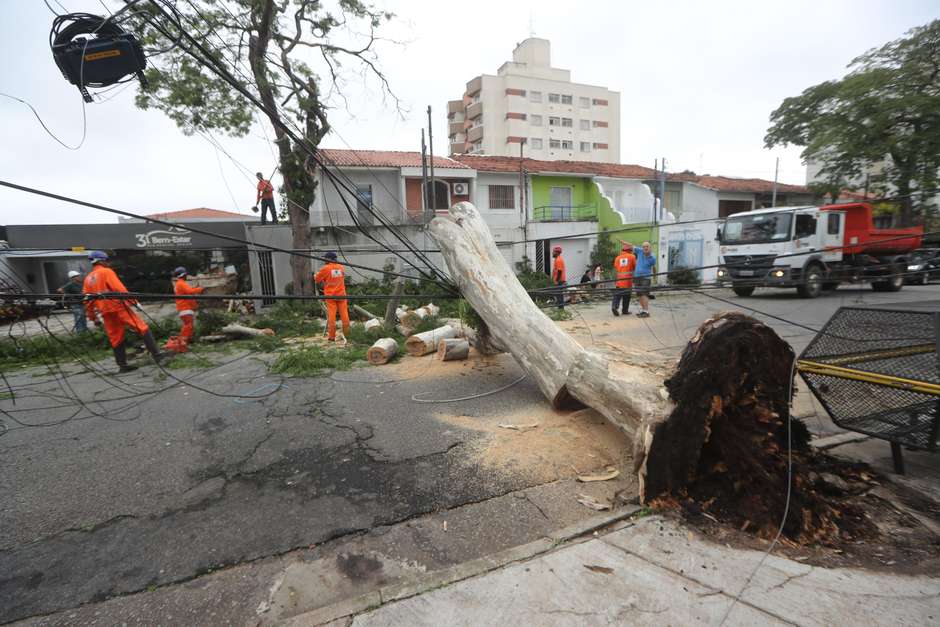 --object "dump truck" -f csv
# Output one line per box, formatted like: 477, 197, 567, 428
717, 202, 923, 298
